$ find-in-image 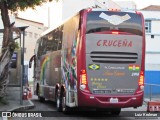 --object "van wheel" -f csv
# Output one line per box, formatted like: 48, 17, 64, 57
111, 108, 121, 115
56, 90, 62, 112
